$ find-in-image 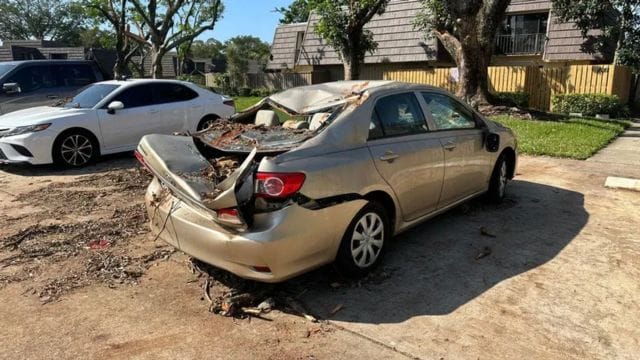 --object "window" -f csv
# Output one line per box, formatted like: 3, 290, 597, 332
110, 85, 153, 108
65, 84, 120, 109
50, 53, 68, 60
496, 13, 548, 54
152, 83, 199, 104
7, 65, 54, 92
51, 64, 96, 87
421, 93, 477, 130
369, 93, 427, 138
